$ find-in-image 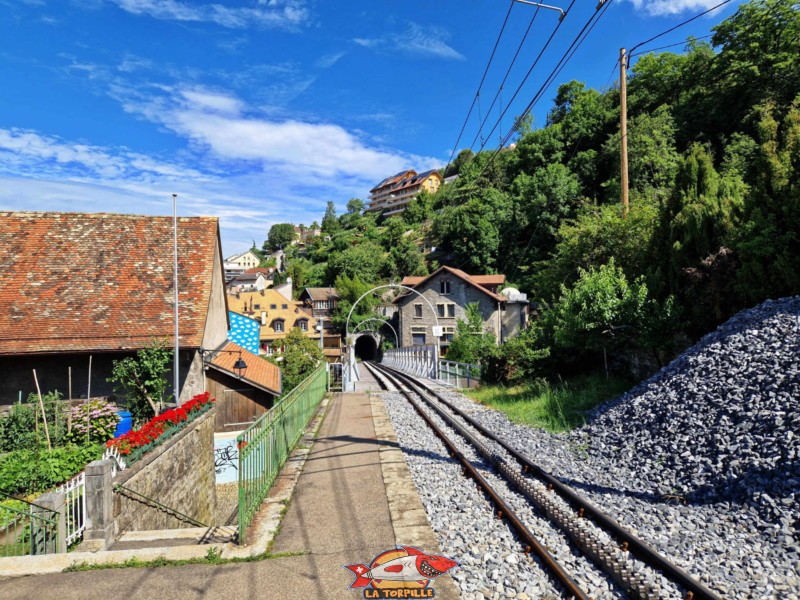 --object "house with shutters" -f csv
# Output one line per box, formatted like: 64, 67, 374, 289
227, 288, 342, 362
396, 266, 529, 351
0, 211, 281, 431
